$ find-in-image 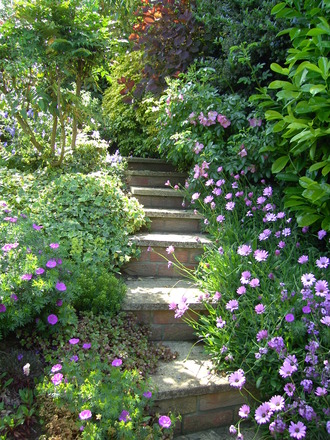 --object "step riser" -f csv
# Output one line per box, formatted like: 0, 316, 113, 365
135, 195, 187, 209
143, 217, 201, 233
127, 175, 186, 188
127, 160, 176, 172
123, 246, 203, 277
155, 390, 245, 436
125, 310, 202, 341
